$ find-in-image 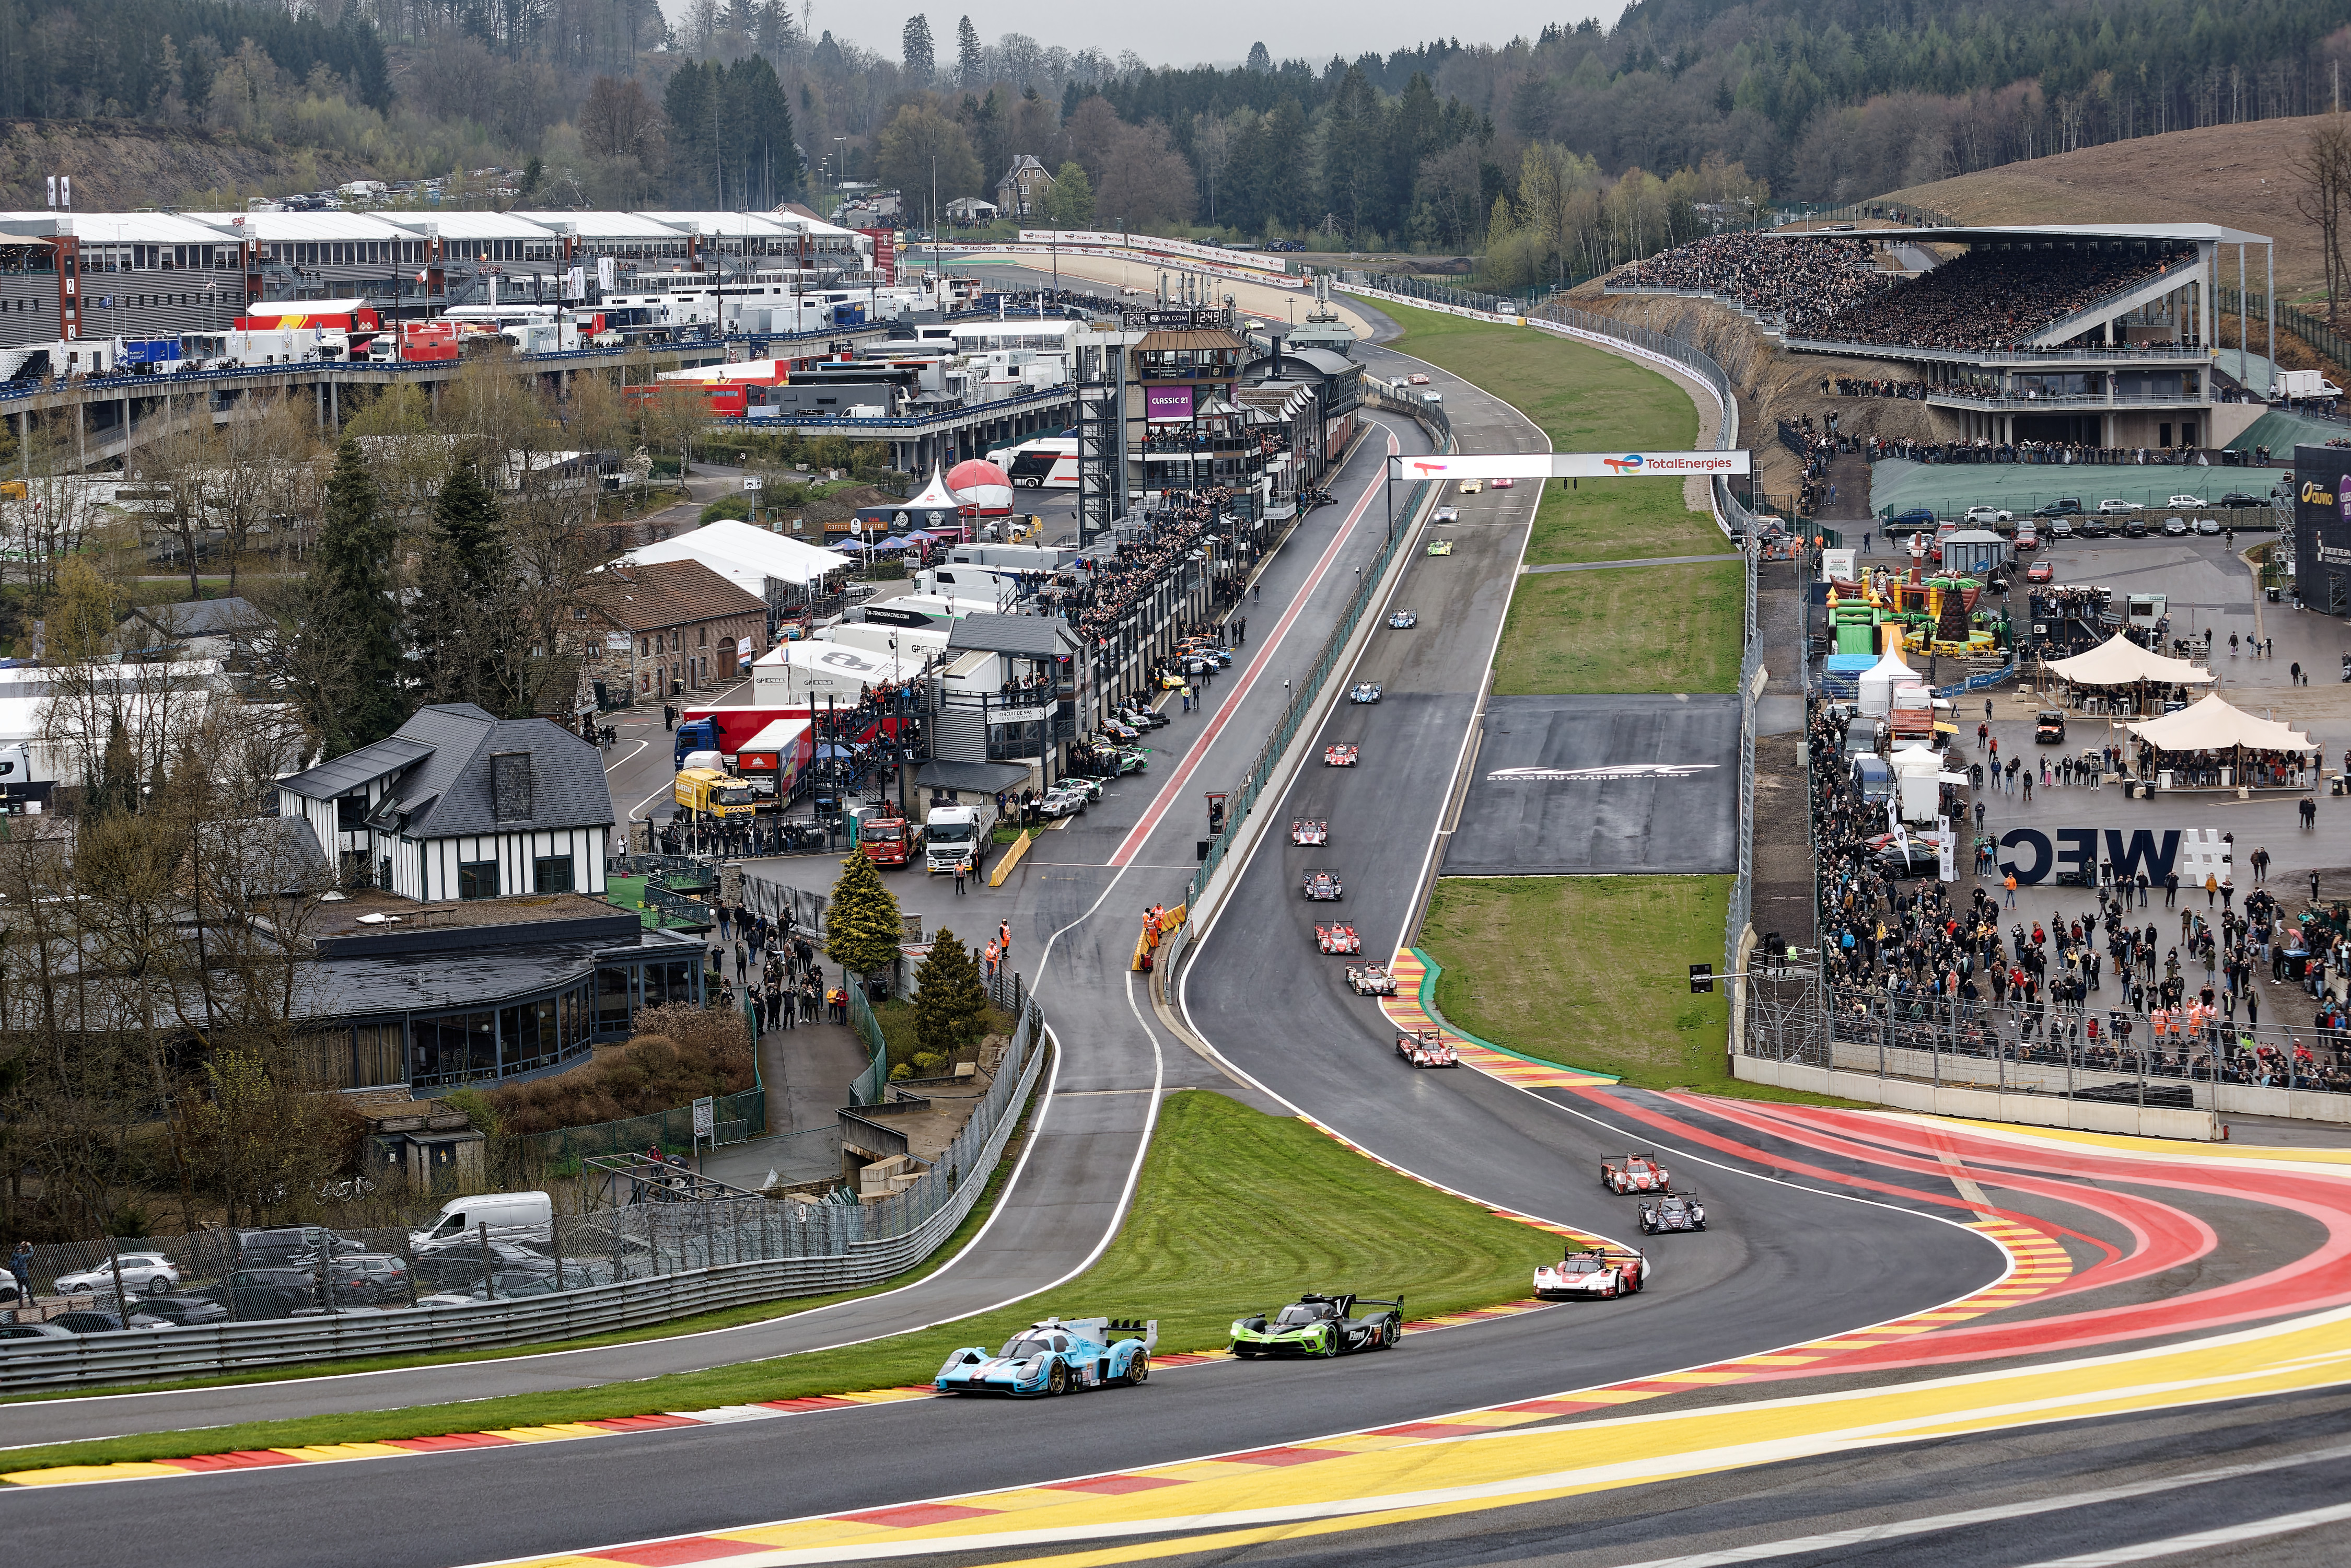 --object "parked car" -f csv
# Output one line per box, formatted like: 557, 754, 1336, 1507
2122, 517, 2150, 538
2076, 517, 2111, 538
1886, 507, 1937, 533
127, 1294, 230, 1328
2195, 517, 2222, 536
1850, 755, 1894, 805
1963, 505, 2013, 526
52, 1251, 179, 1297
2163, 516, 2191, 536
2094, 498, 2137, 514
2037, 710, 2067, 744
2014, 525, 2039, 551
325, 1253, 413, 1304
2047, 517, 2075, 539
2216, 492, 2267, 509
2033, 498, 2084, 517
1876, 842, 1941, 879
2167, 494, 2209, 509
51, 1309, 134, 1334
2027, 560, 2054, 583
411, 1237, 556, 1288
217, 1267, 323, 1318
0, 1320, 74, 1341
232, 1227, 363, 1268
